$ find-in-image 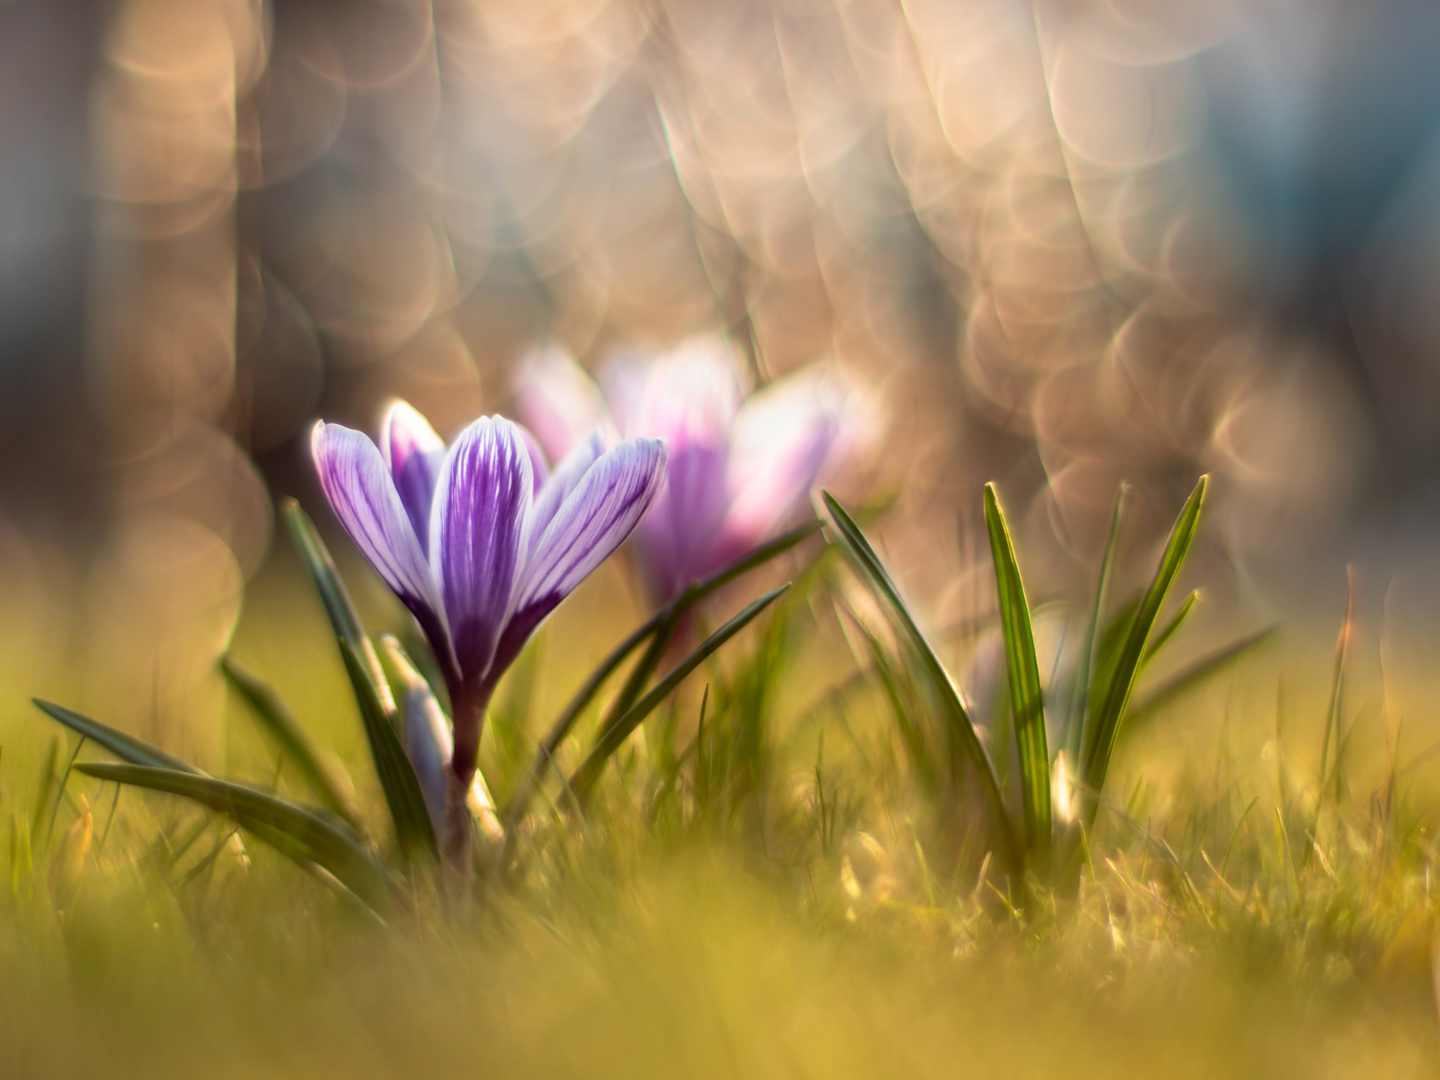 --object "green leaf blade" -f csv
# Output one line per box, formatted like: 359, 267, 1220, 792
504, 521, 820, 831
282, 499, 396, 715
32, 699, 204, 775
339, 639, 438, 863
73, 763, 394, 912
221, 657, 363, 830
983, 483, 1051, 862
821, 492, 1021, 874
569, 585, 790, 802
1065, 484, 1127, 761
1080, 475, 1208, 820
